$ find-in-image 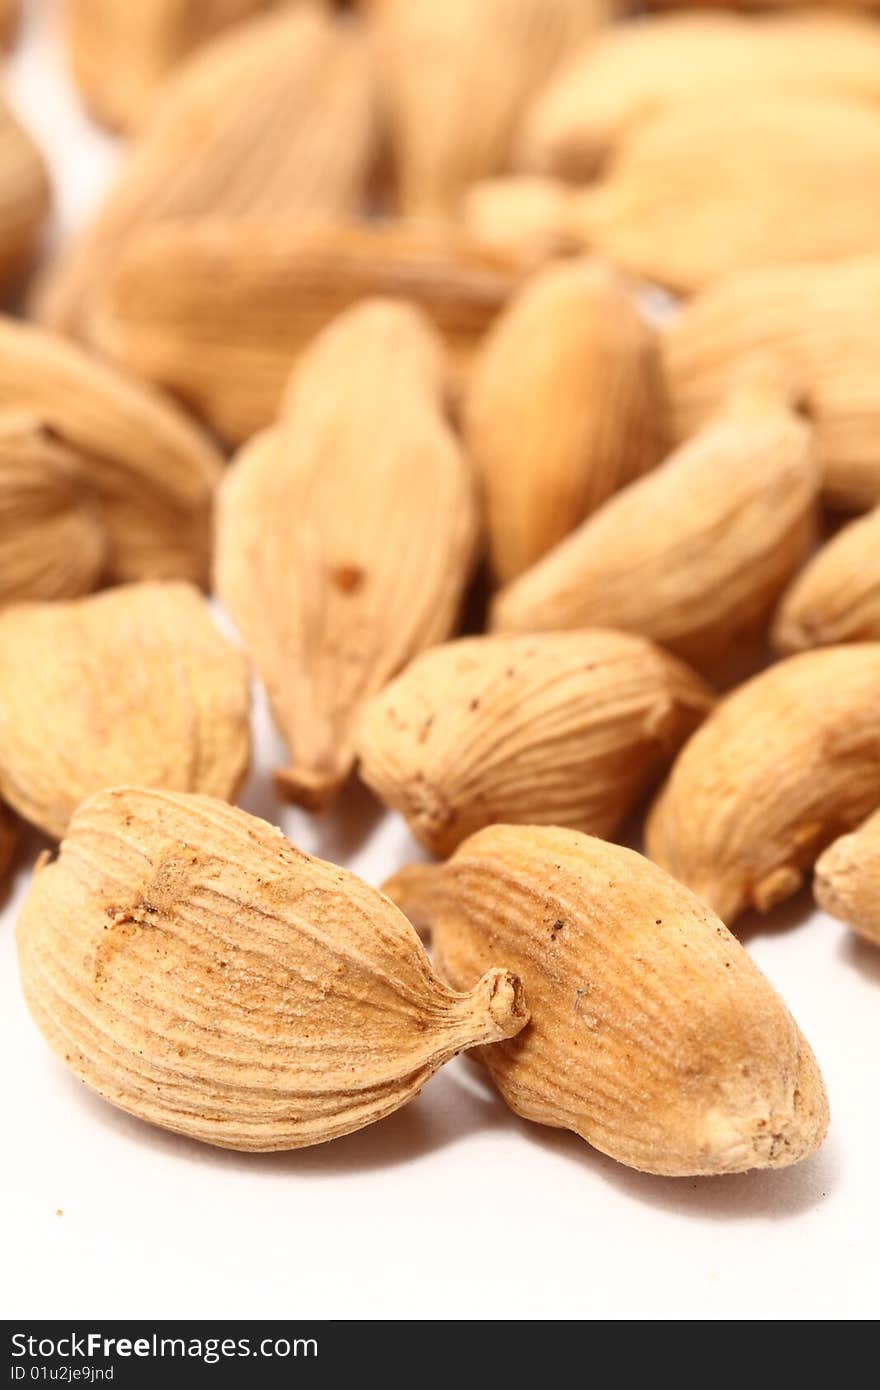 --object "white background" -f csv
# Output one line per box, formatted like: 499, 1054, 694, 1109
1, 2, 878, 1322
